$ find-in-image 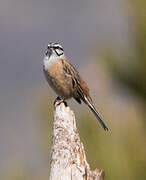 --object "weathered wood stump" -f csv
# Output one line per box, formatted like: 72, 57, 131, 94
49, 99, 105, 180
